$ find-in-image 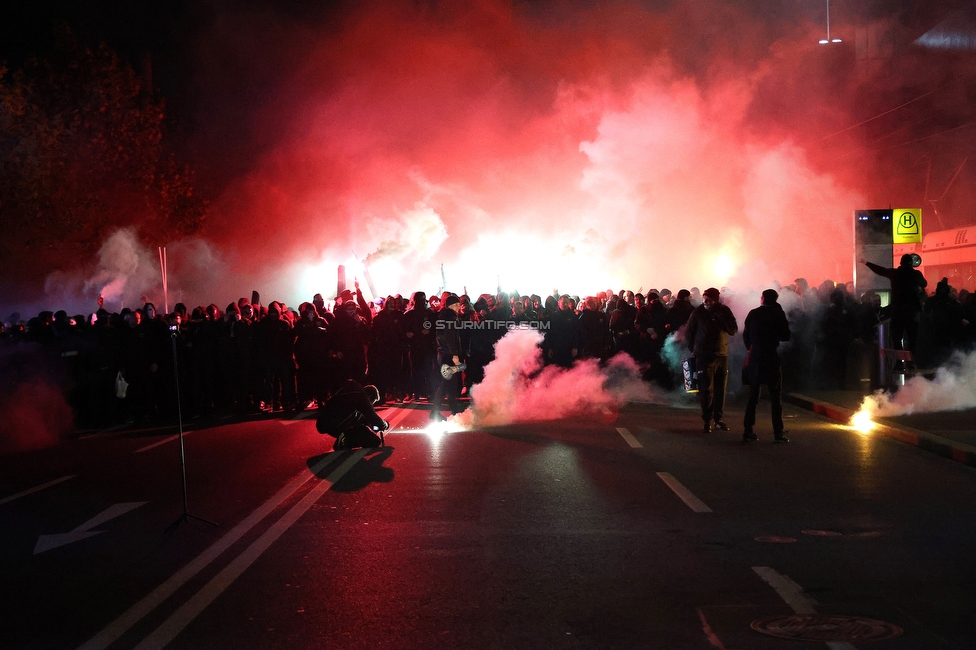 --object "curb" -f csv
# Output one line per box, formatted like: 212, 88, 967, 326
784, 393, 976, 470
